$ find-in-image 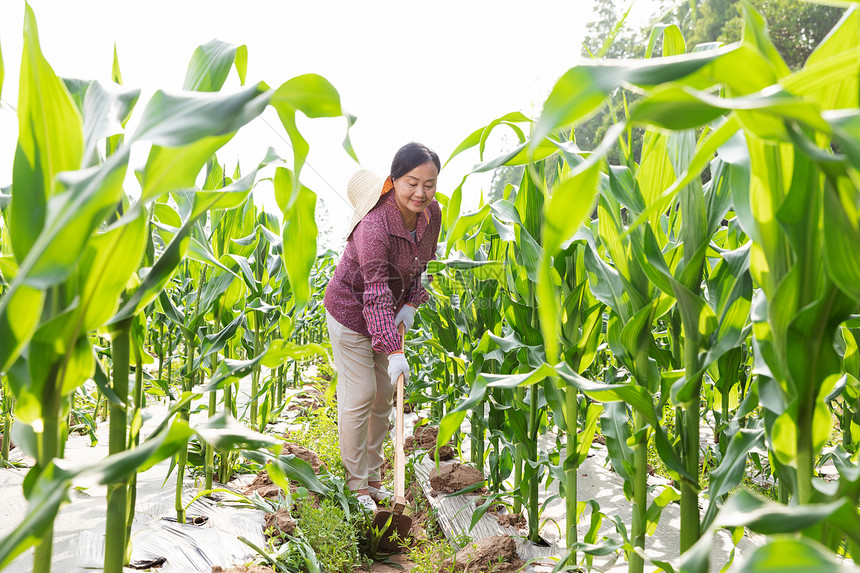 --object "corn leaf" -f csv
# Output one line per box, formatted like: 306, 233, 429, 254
9, 4, 83, 261
445, 111, 531, 167
543, 161, 601, 255
78, 80, 139, 167
262, 339, 328, 368
735, 538, 847, 573
701, 428, 766, 528
270, 74, 346, 197
823, 176, 860, 303
183, 39, 248, 92
110, 172, 256, 324
600, 402, 634, 492
194, 412, 278, 449
794, 8, 860, 111
77, 205, 148, 331
281, 180, 317, 311
645, 486, 682, 536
